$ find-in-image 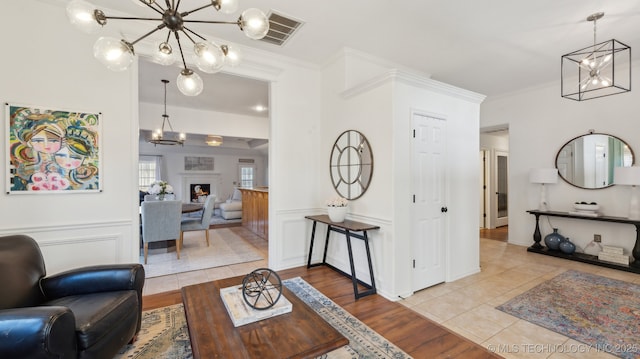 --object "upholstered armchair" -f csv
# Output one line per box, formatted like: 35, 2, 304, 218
0, 234, 145, 359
